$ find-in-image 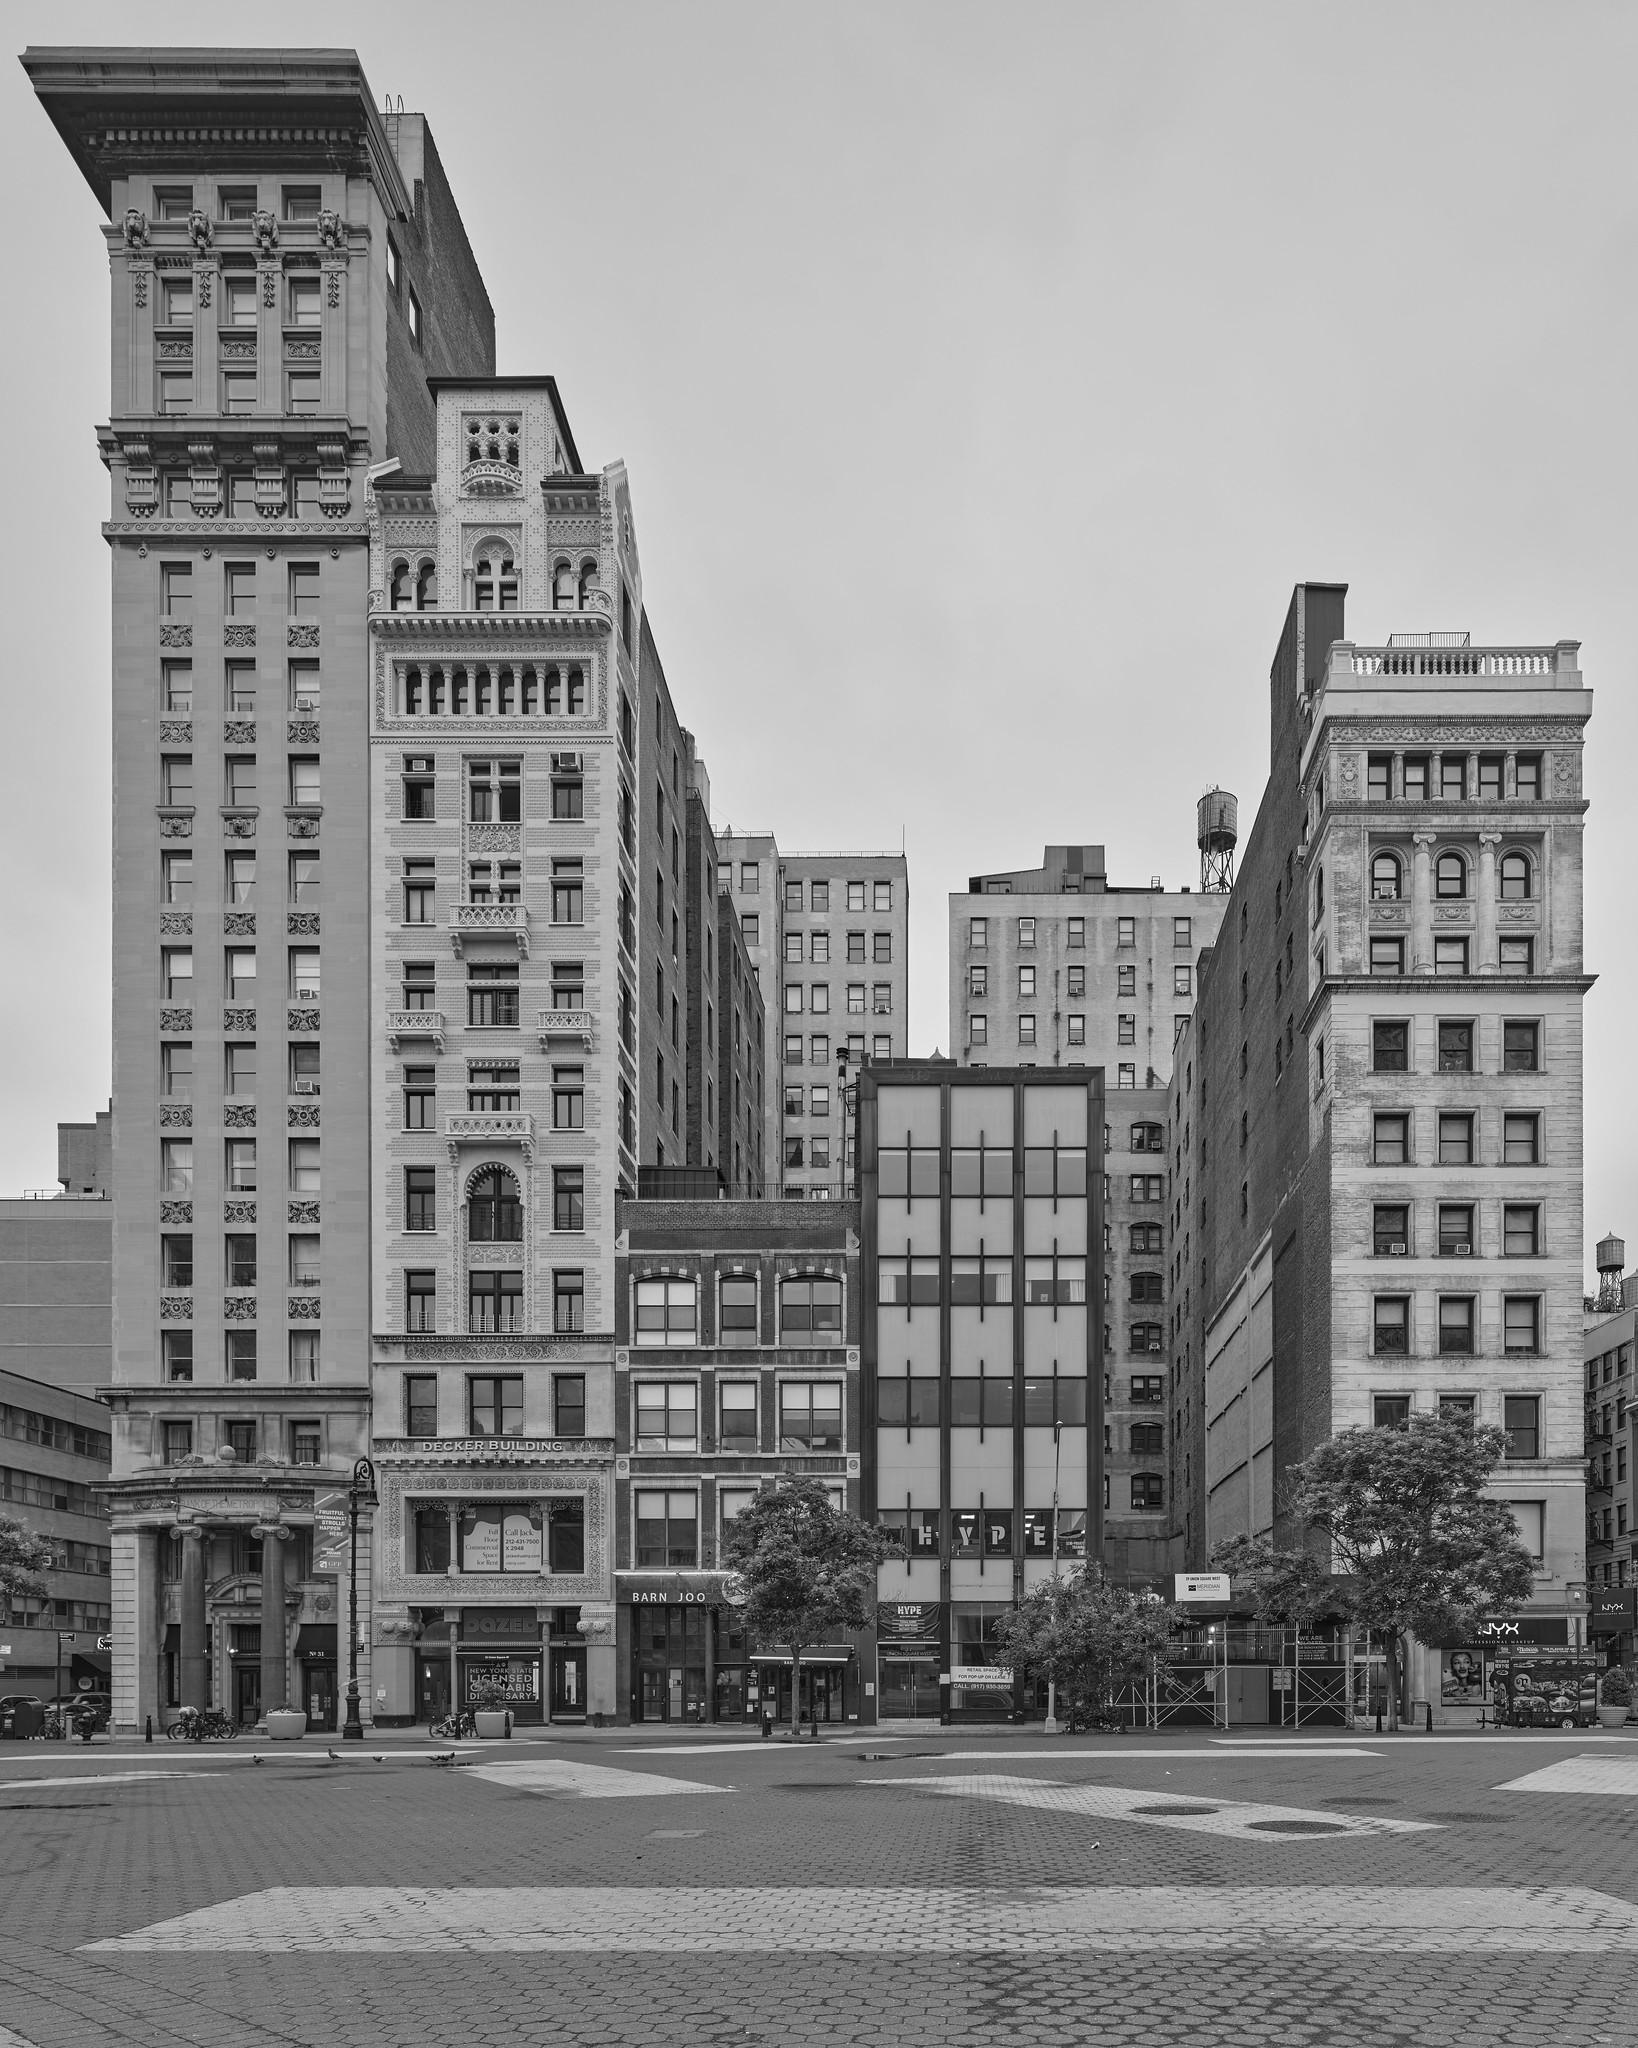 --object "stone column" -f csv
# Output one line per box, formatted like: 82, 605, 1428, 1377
1410, 834, 1435, 973
705, 1605, 717, 1722
1476, 833, 1500, 975
177, 1527, 207, 1711
258, 1524, 289, 1713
